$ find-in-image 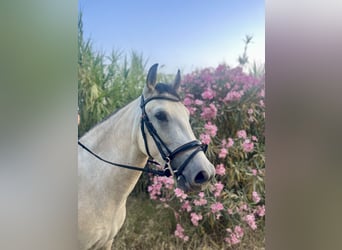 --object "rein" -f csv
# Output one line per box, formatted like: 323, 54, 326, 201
78, 95, 208, 178
78, 141, 165, 176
